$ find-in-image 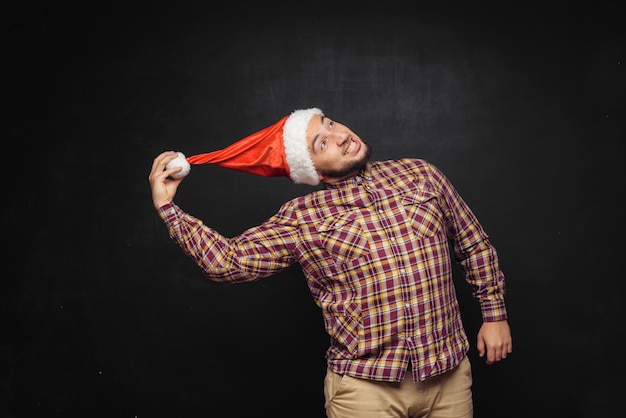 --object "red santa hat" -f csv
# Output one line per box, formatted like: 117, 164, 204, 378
186, 108, 323, 186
